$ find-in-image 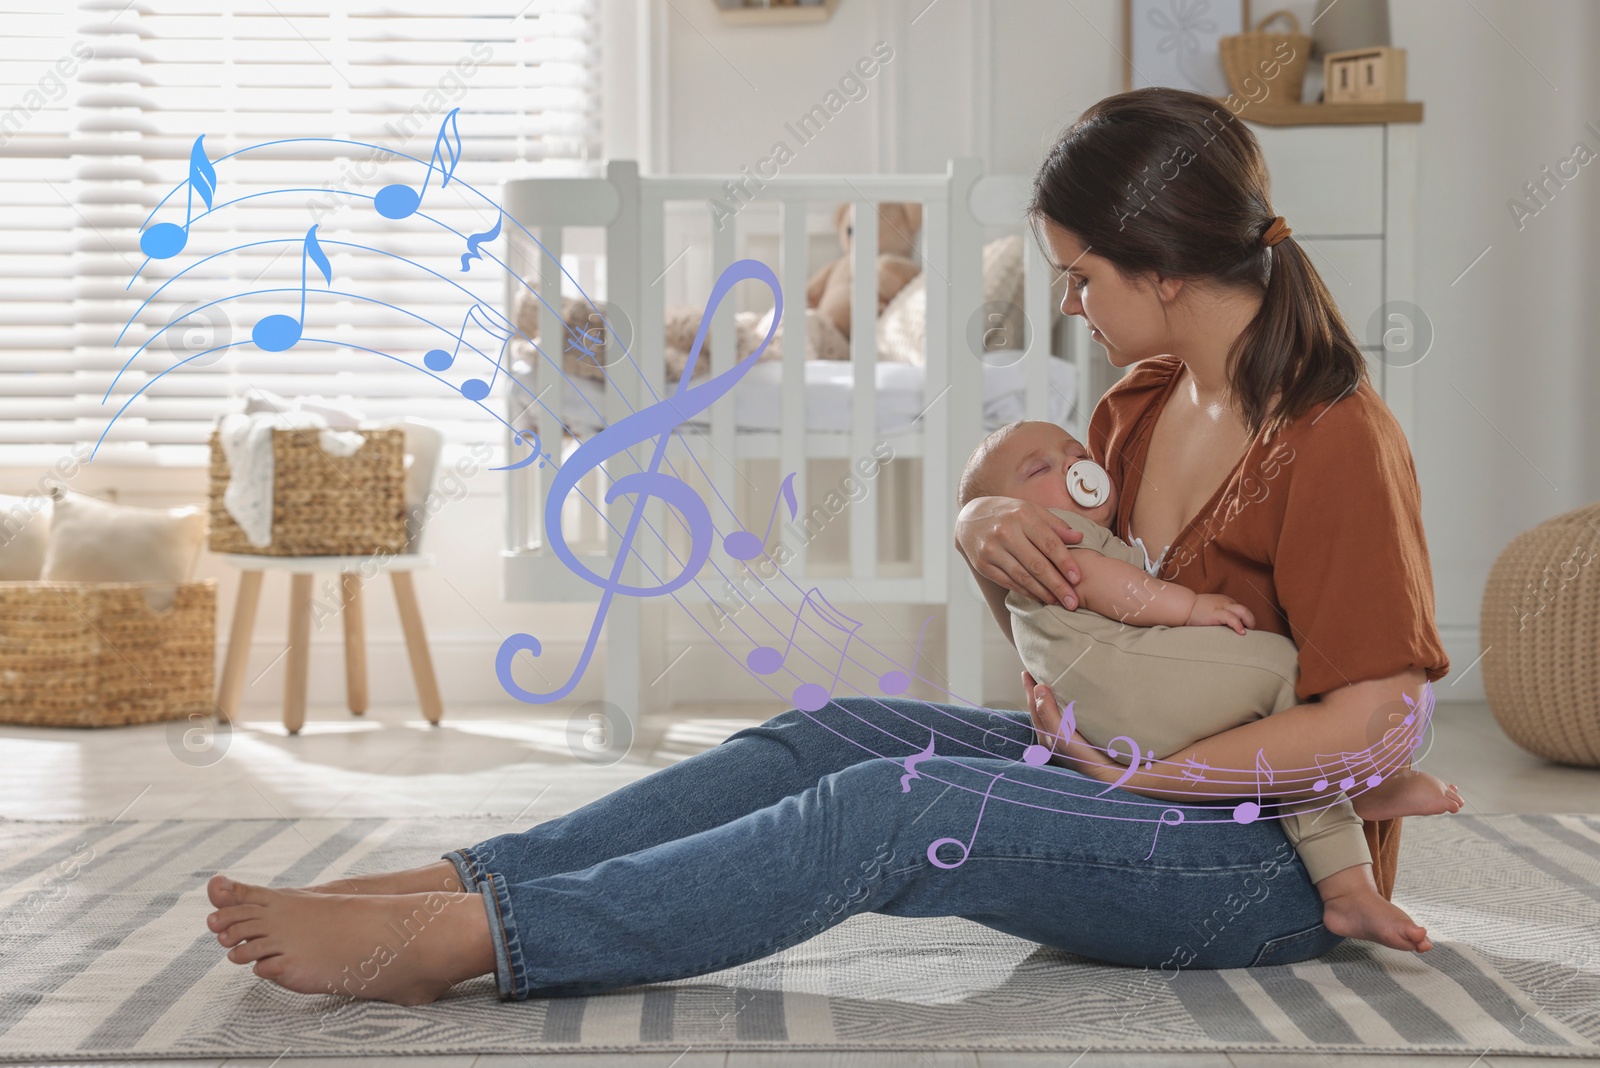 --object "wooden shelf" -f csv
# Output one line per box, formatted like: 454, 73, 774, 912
1225, 100, 1424, 126
714, 0, 838, 25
